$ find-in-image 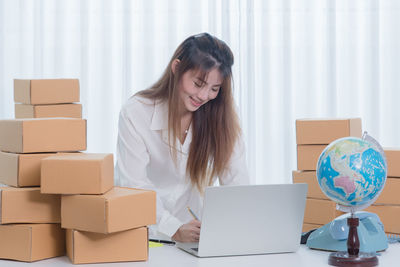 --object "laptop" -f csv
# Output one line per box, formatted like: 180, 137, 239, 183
176, 183, 308, 257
